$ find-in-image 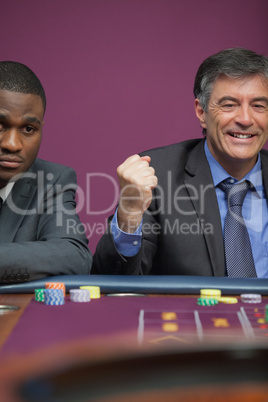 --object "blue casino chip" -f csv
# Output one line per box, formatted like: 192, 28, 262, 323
44, 289, 65, 305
